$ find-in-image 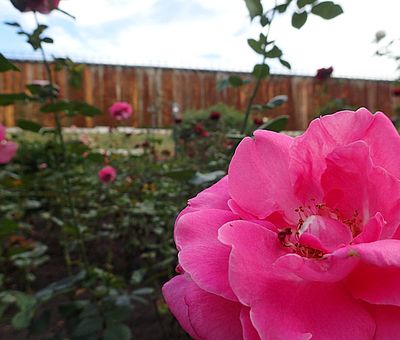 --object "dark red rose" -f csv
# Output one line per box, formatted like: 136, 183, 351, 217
253, 117, 263, 126
392, 87, 400, 97
193, 123, 209, 137
11, 0, 60, 14
315, 66, 333, 81
209, 111, 221, 121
